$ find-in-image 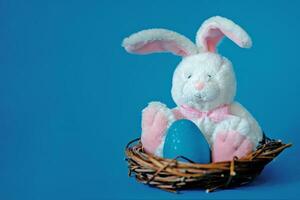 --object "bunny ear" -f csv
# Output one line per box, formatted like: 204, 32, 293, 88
122, 29, 198, 57
196, 16, 252, 53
